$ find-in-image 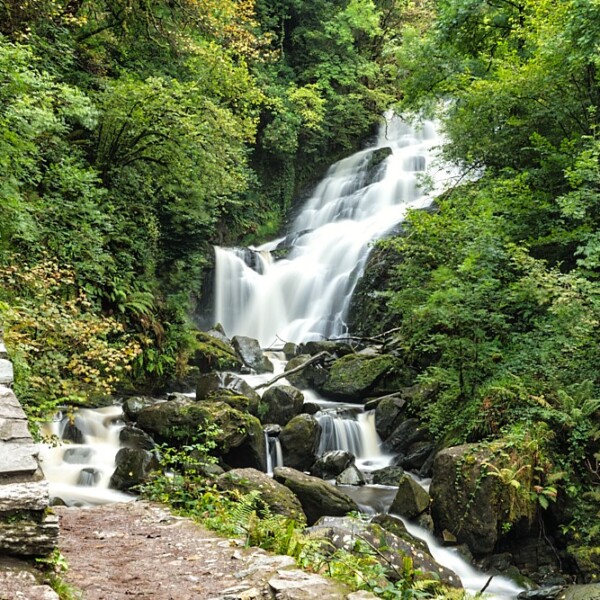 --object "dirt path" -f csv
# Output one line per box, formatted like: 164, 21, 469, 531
53, 501, 366, 600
